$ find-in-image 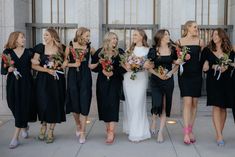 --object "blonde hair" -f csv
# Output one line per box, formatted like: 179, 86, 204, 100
4, 31, 25, 49
74, 27, 90, 45
46, 28, 63, 54
129, 28, 149, 52
182, 20, 197, 37
102, 32, 119, 56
